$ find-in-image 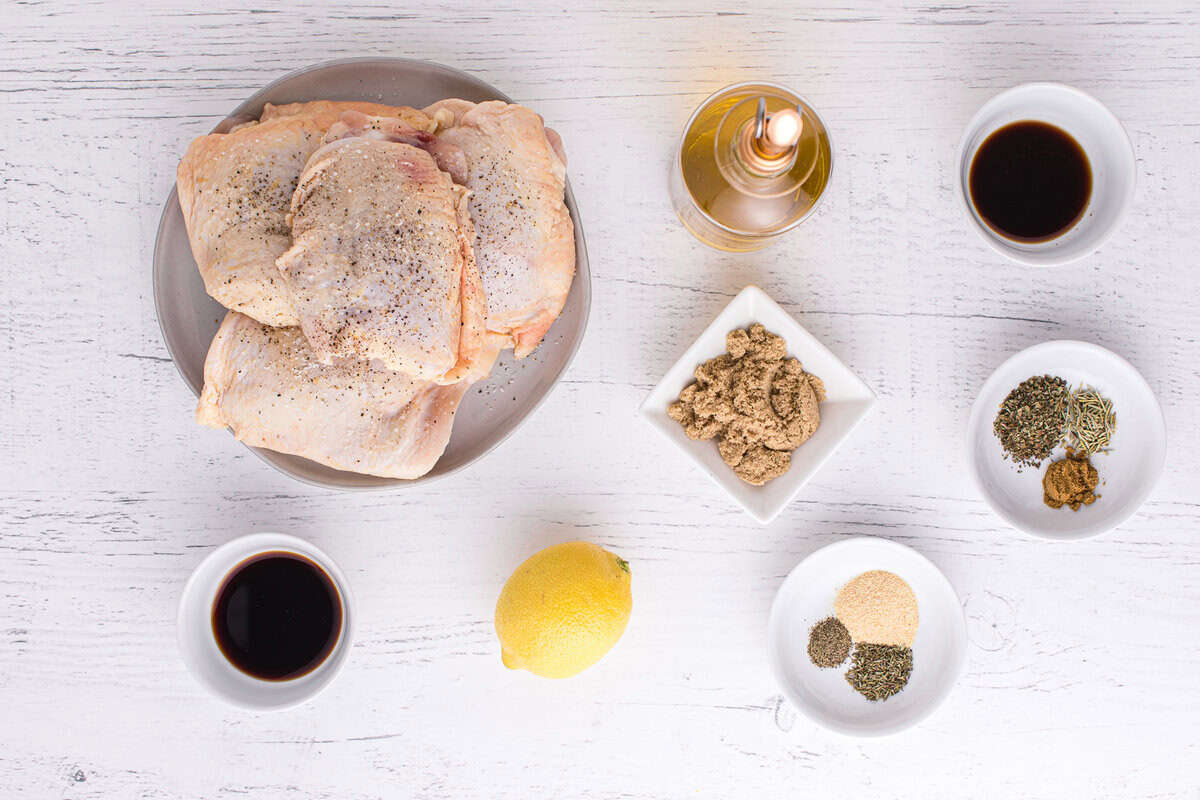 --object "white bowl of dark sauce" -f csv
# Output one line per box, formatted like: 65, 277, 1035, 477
956, 83, 1136, 266
177, 533, 354, 710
